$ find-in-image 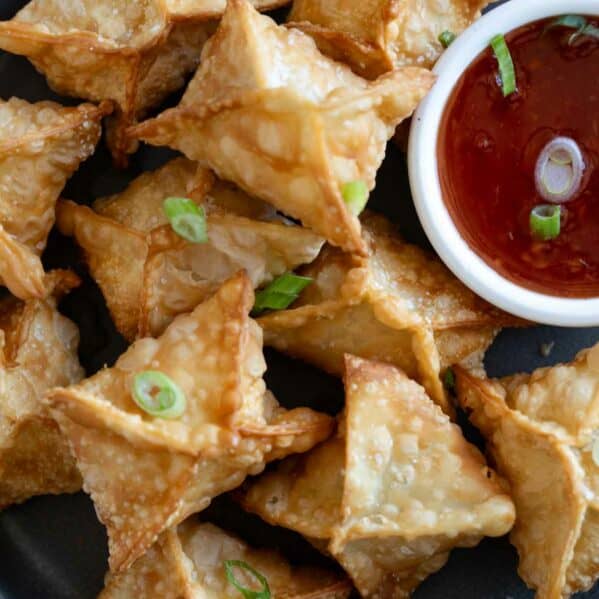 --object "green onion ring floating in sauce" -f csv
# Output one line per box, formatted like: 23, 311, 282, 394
545, 15, 599, 45
490, 34, 517, 96
530, 205, 561, 241
534, 137, 585, 203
